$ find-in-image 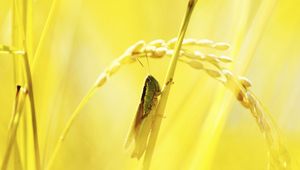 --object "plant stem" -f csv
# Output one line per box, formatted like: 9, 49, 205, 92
8, 86, 23, 170
143, 0, 197, 169
45, 86, 97, 170
22, 52, 41, 170
7, 86, 21, 137
11, 0, 27, 169
1, 87, 27, 170
23, 0, 41, 169
31, 0, 58, 69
